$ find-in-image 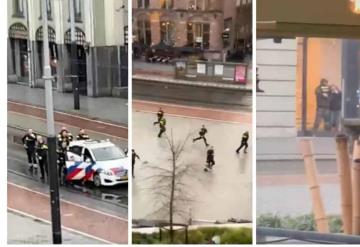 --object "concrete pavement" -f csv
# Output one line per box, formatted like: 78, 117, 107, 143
8, 83, 128, 125
132, 101, 252, 223
8, 210, 106, 244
